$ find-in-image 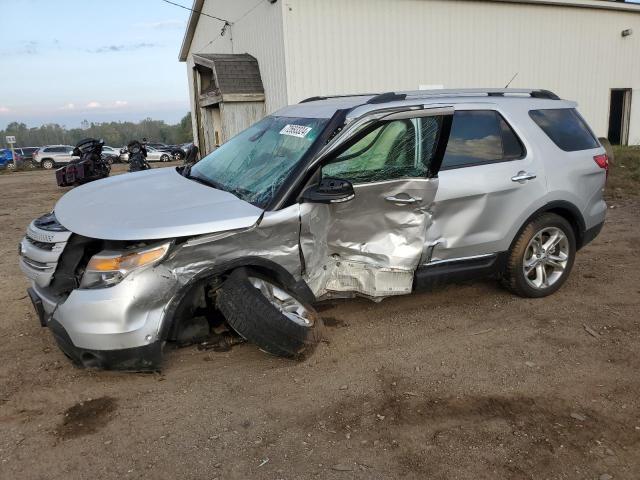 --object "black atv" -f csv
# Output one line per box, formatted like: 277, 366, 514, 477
56, 138, 111, 187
